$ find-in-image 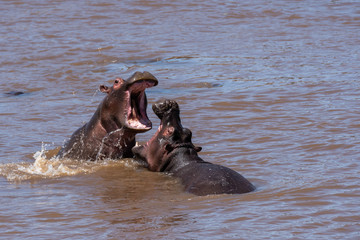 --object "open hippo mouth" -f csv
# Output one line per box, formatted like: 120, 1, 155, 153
124, 78, 158, 131
131, 99, 178, 165
132, 99, 201, 171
